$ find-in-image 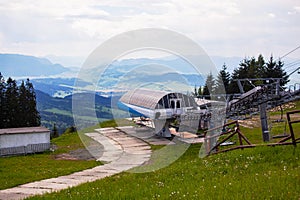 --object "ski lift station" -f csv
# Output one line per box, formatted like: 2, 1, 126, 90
118, 88, 201, 137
